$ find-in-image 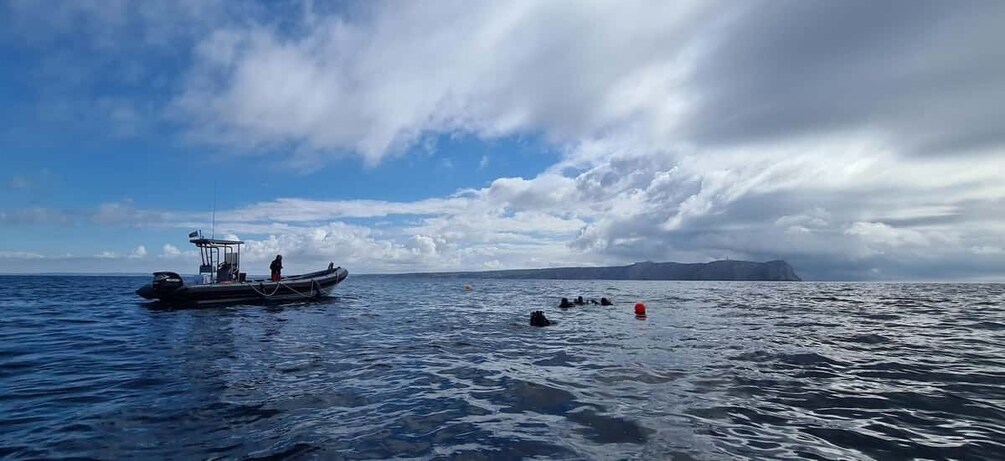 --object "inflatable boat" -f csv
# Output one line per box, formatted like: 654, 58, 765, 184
136, 231, 348, 306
